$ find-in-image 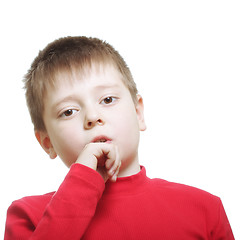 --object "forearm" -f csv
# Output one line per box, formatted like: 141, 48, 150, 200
5, 164, 105, 240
